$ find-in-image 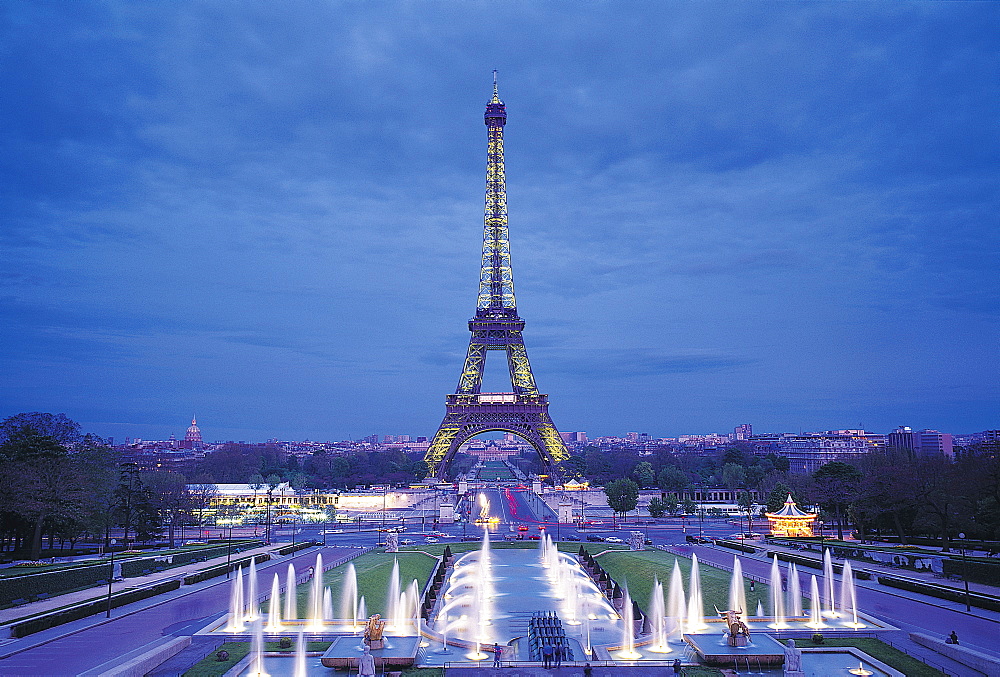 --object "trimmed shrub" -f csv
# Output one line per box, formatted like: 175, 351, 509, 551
0, 564, 110, 607
877, 575, 1000, 612
941, 558, 1000, 587
10, 579, 181, 637
182, 553, 271, 585
714, 540, 757, 554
